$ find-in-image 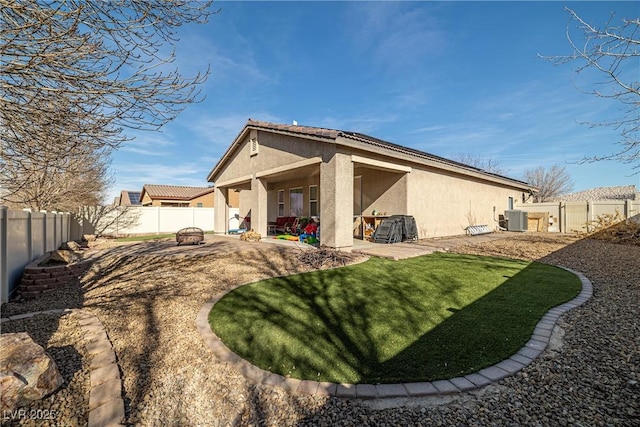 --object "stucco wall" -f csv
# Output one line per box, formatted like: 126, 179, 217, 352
187, 192, 217, 207
210, 127, 532, 243
355, 168, 408, 216
140, 191, 233, 208
214, 130, 329, 185
407, 166, 526, 237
